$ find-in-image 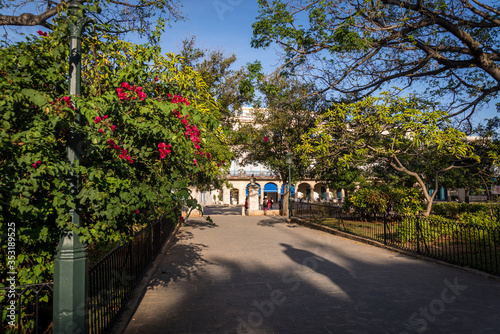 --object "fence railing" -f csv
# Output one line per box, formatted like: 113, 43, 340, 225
88, 215, 177, 334
1, 215, 178, 334
292, 202, 500, 276
0, 282, 53, 334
